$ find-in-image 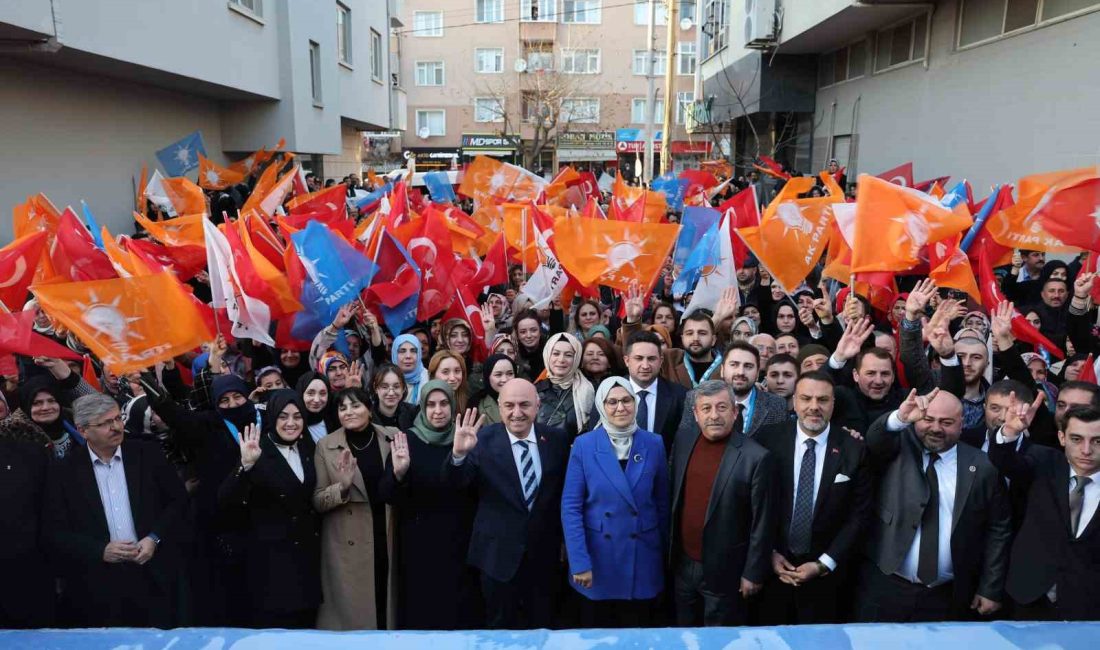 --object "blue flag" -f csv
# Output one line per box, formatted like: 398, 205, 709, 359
291, 221, 378, 323
155, 130, 206, 176
652, 173, 689, 212
355, 181, 393, 214
80, 201, 105, 250
673, 206, 721, 269
380, 291, 420, 336
672, 220, 720, 297
424, 172, 456, 203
